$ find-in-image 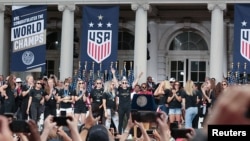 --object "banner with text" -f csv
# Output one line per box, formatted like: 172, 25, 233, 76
11, 5, 47, 72
233, 4, 250, 73
81, 6, 119, 72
